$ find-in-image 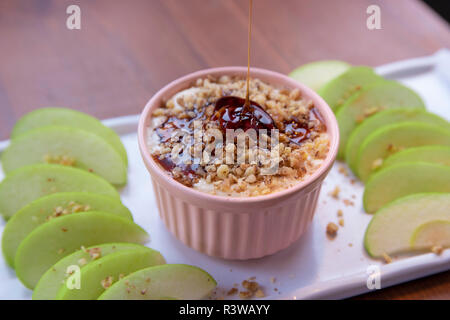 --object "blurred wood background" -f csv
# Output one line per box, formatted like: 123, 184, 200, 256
0, 0, 449, 299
